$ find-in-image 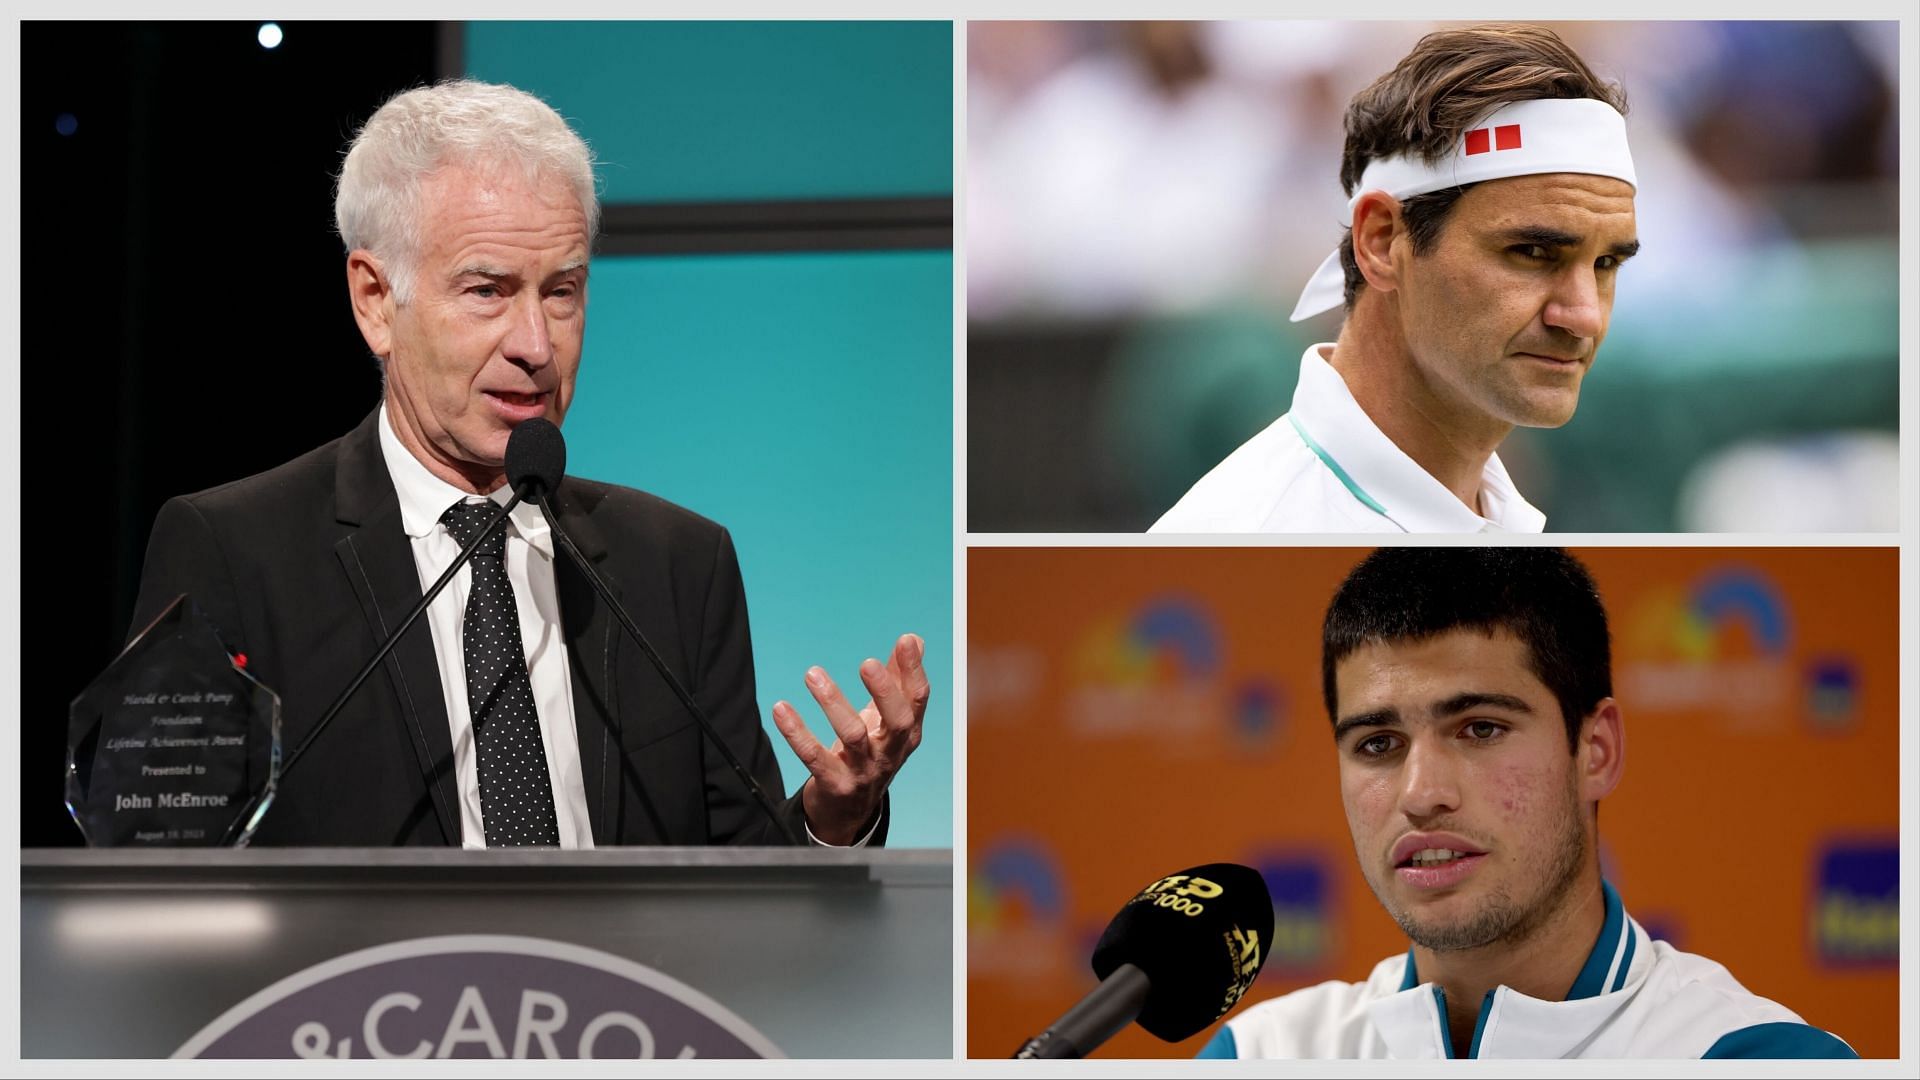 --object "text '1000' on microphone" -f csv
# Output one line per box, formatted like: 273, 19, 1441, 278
1012, 862, 1272, 1058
